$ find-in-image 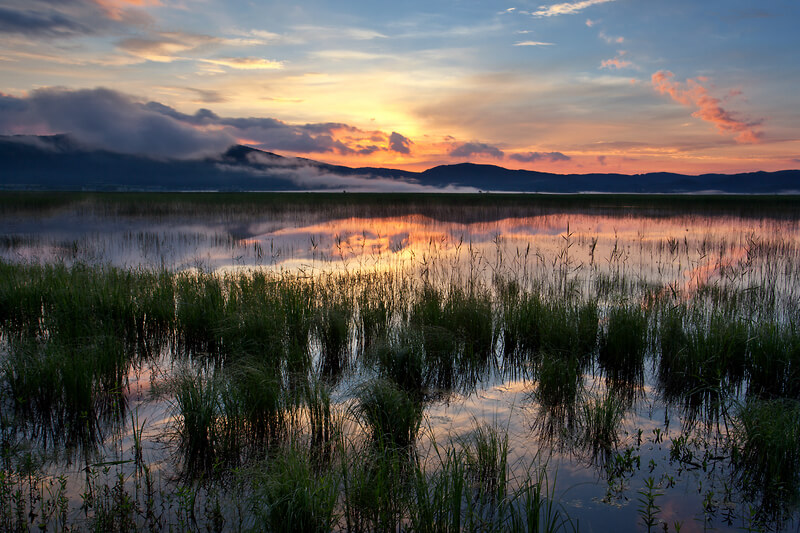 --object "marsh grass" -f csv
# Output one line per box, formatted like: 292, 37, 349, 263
579, 393, 627, 460
173, 368, 220, 474
5, 333, 128, 449
250, 443, 339, 533
747, 323, 800, 399
175, 273, 225, 357
358, 284, 390, 355
730, 398, 800, 520
315, 294, 354, 381
409, 446, 468, 533
598, 305, 648, 389
2, 191, 800, 531
462, 422, 509, 507
535, 352, 583, 413
372, 339, 426, 396
356, 378, 424, 451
